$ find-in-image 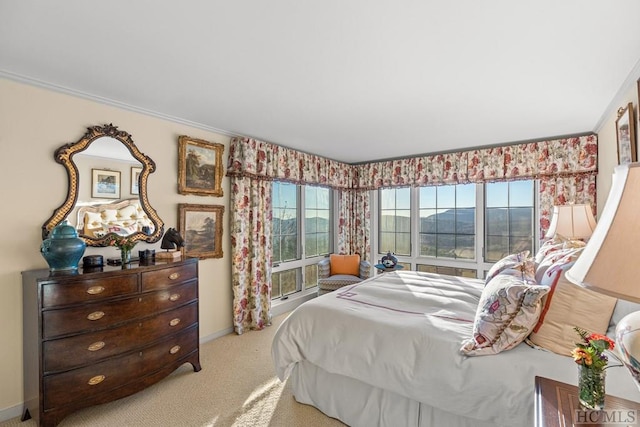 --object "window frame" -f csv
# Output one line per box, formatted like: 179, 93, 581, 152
374, 181, 539, 278
271, 182, 334, 299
